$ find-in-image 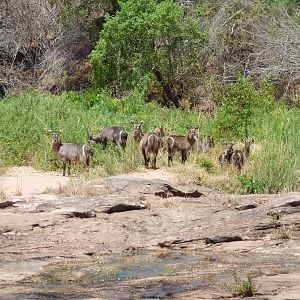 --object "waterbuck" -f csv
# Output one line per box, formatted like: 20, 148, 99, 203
155, 126, 165, 139
155, 126, 165, 149
230, 139, 254, 172
47, 129, 93, 176
218, 143, 234, 167
140, 132, 161, 169
88, 126, 128, 149
130, 120, 144, 142
199, 136, 215, 153
166, 127, 198, 166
